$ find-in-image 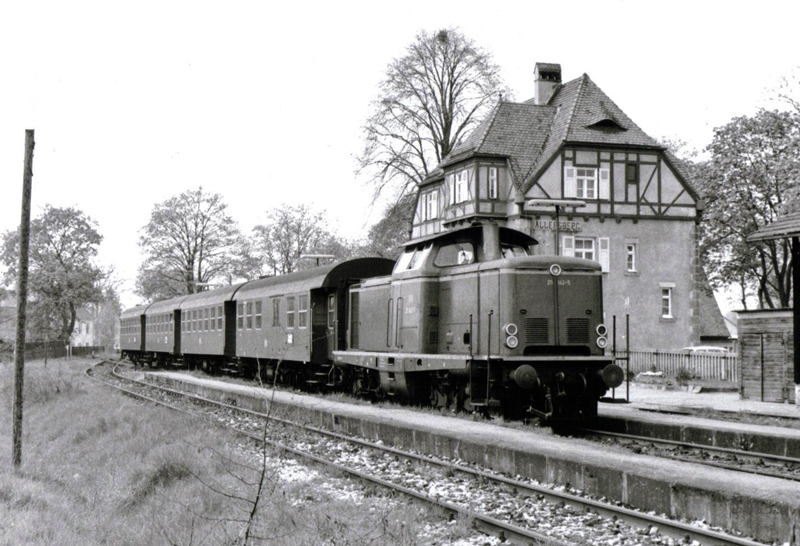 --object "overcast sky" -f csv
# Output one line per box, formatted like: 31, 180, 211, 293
1, 0, 798, 310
